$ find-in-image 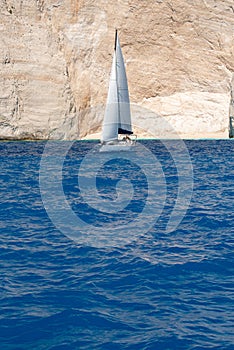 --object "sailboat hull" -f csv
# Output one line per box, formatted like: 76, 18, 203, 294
99, 140, 136, 153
